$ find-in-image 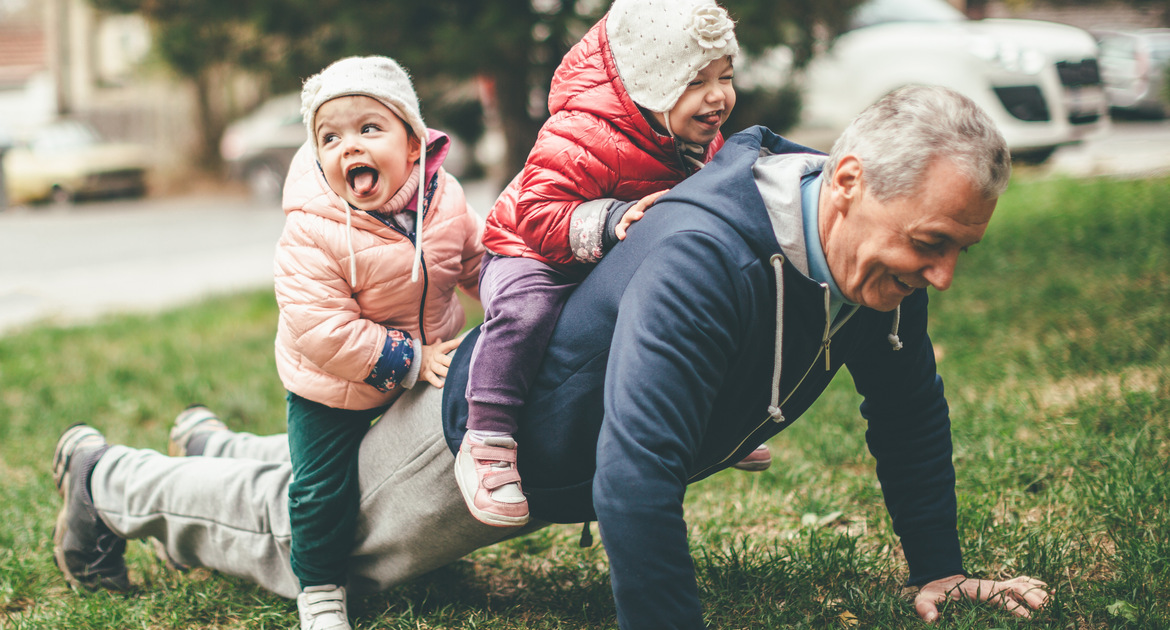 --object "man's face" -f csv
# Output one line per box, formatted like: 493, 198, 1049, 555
821, 157, 997, 312
315, 95, 420, 211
